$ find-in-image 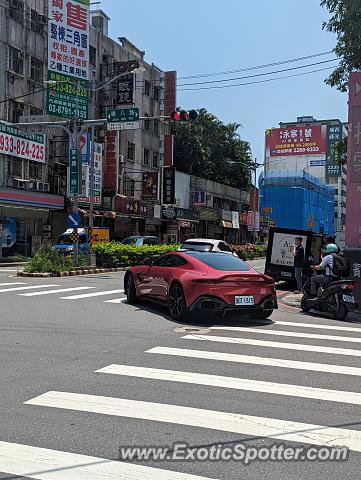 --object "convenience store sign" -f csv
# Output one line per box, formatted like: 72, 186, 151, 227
0, 124, 46, 163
